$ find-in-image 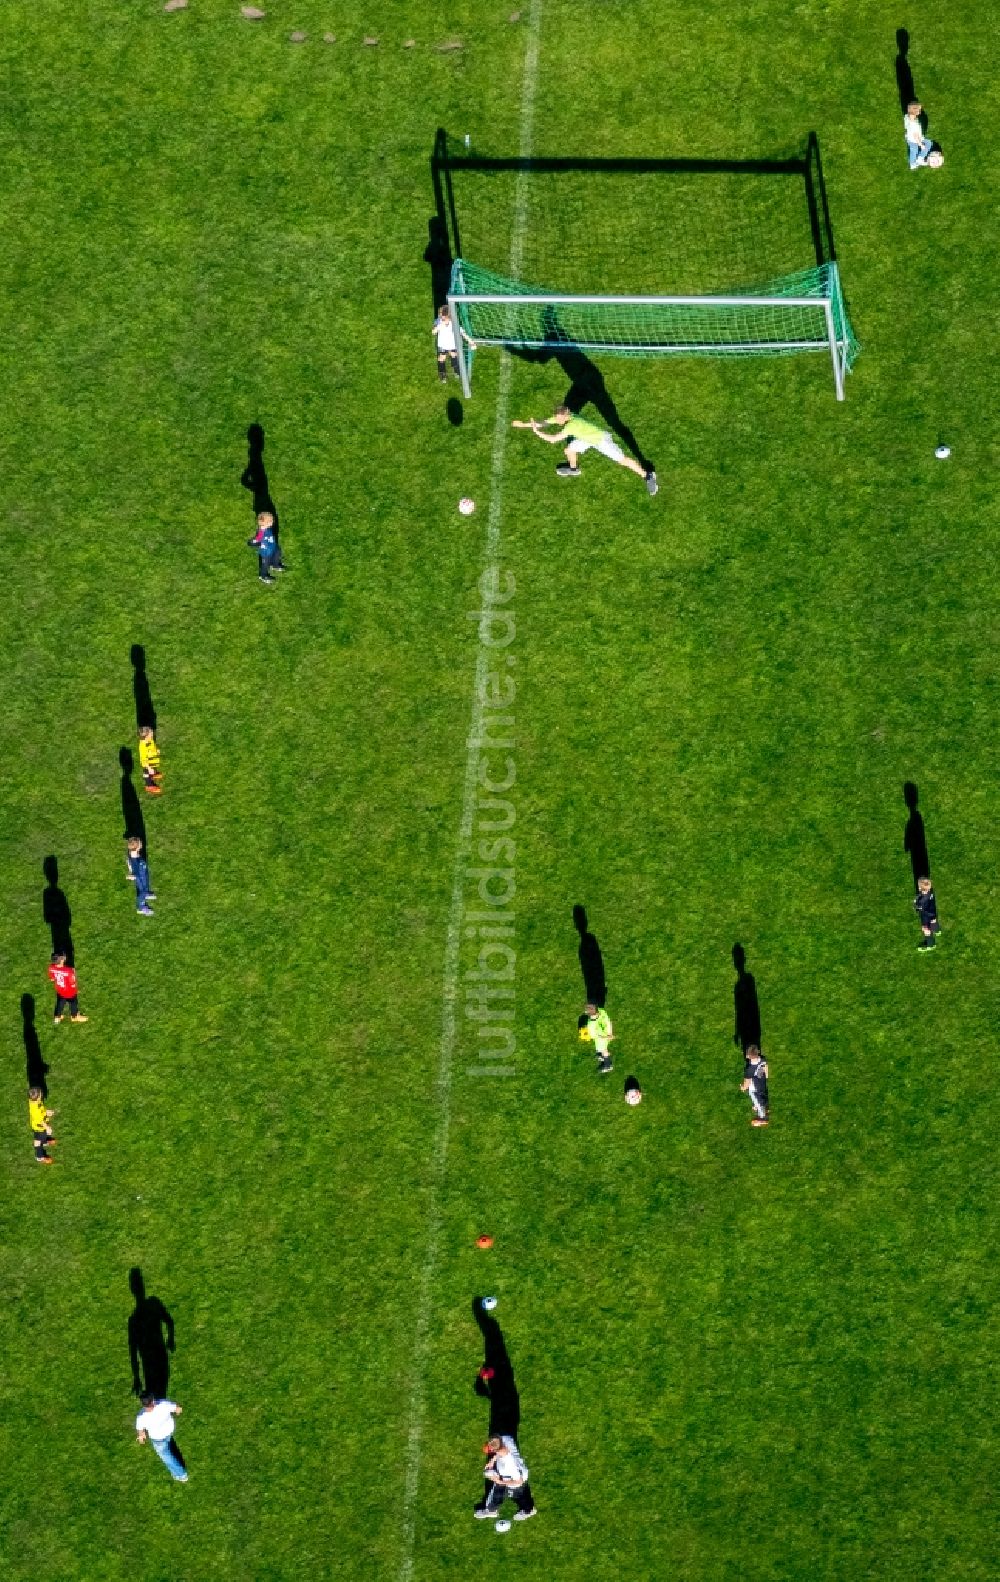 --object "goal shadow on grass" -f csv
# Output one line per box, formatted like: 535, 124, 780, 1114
430, 128, 841, 297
